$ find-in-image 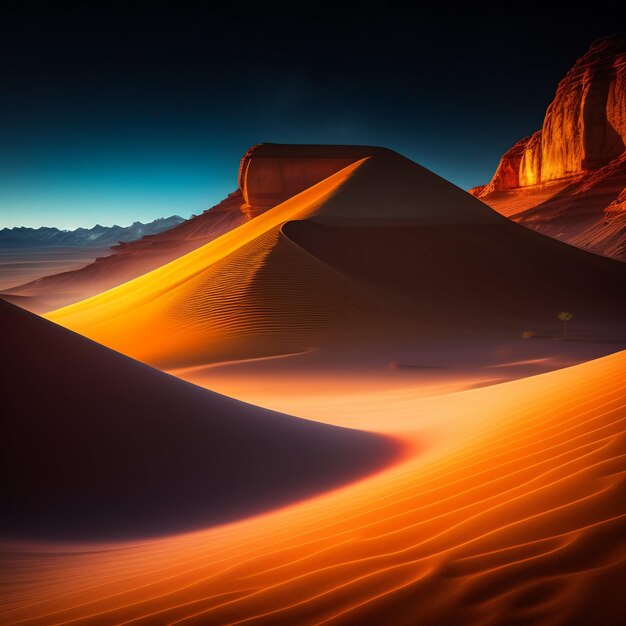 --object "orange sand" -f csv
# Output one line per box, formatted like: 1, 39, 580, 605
2, 351, 625, 625
45, 153, 625, 372
44, 160, 377, 366
19, 148, 625, 624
